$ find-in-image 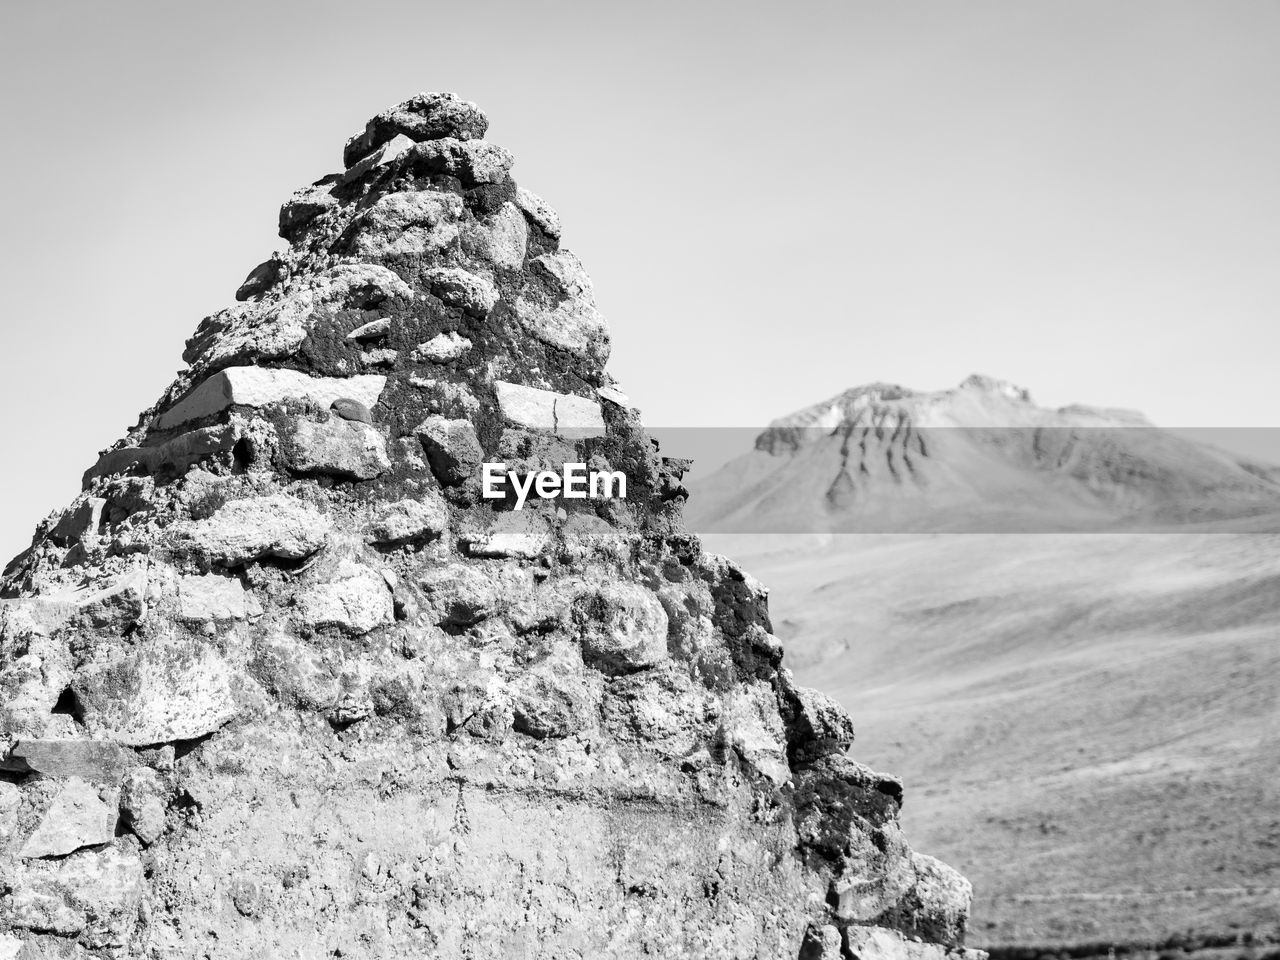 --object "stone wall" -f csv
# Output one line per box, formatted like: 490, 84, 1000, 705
0, 92, 977, 960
